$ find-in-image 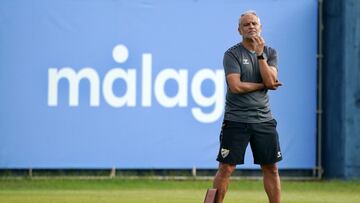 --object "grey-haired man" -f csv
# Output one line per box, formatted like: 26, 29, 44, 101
213, 11, 283, 203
